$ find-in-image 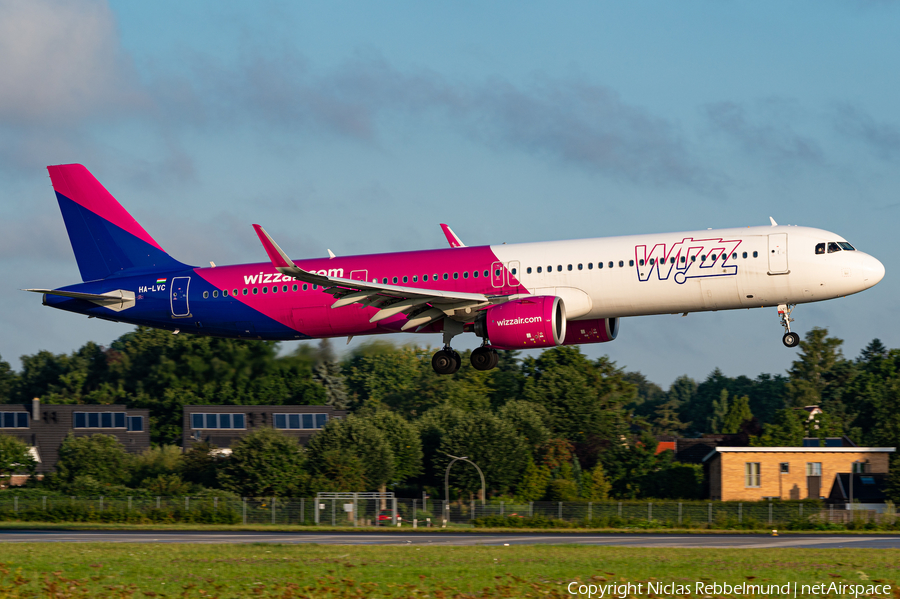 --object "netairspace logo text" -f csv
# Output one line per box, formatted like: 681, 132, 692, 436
567, 581, 893, 598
